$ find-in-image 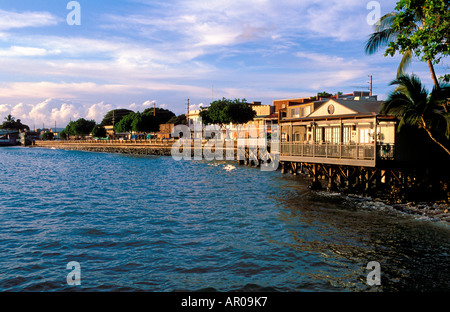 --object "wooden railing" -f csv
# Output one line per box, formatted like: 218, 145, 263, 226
280, 143, 395, 161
